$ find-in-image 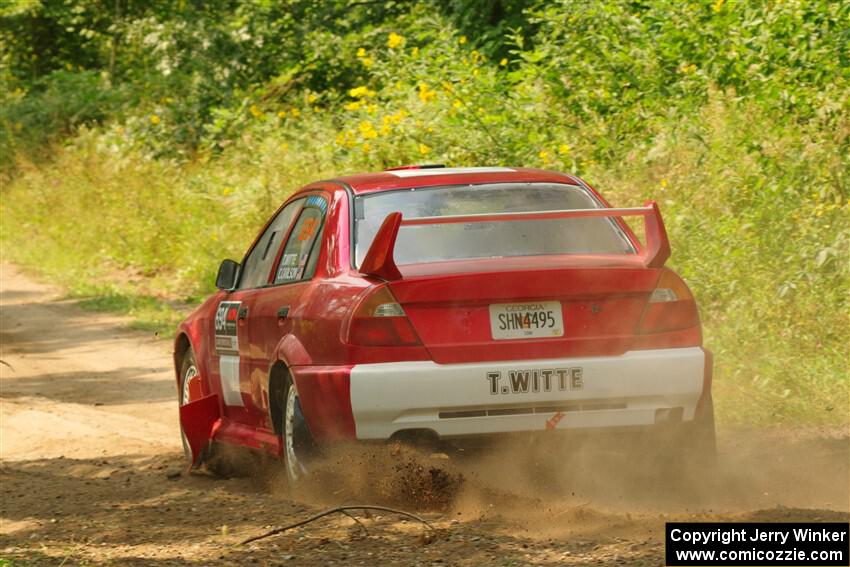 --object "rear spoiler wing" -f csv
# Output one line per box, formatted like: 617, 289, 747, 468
359, 200, 670, 281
